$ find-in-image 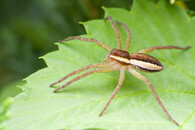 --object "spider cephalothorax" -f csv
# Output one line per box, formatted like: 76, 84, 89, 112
50, 16, 191, 126
107, 48, 131, 65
